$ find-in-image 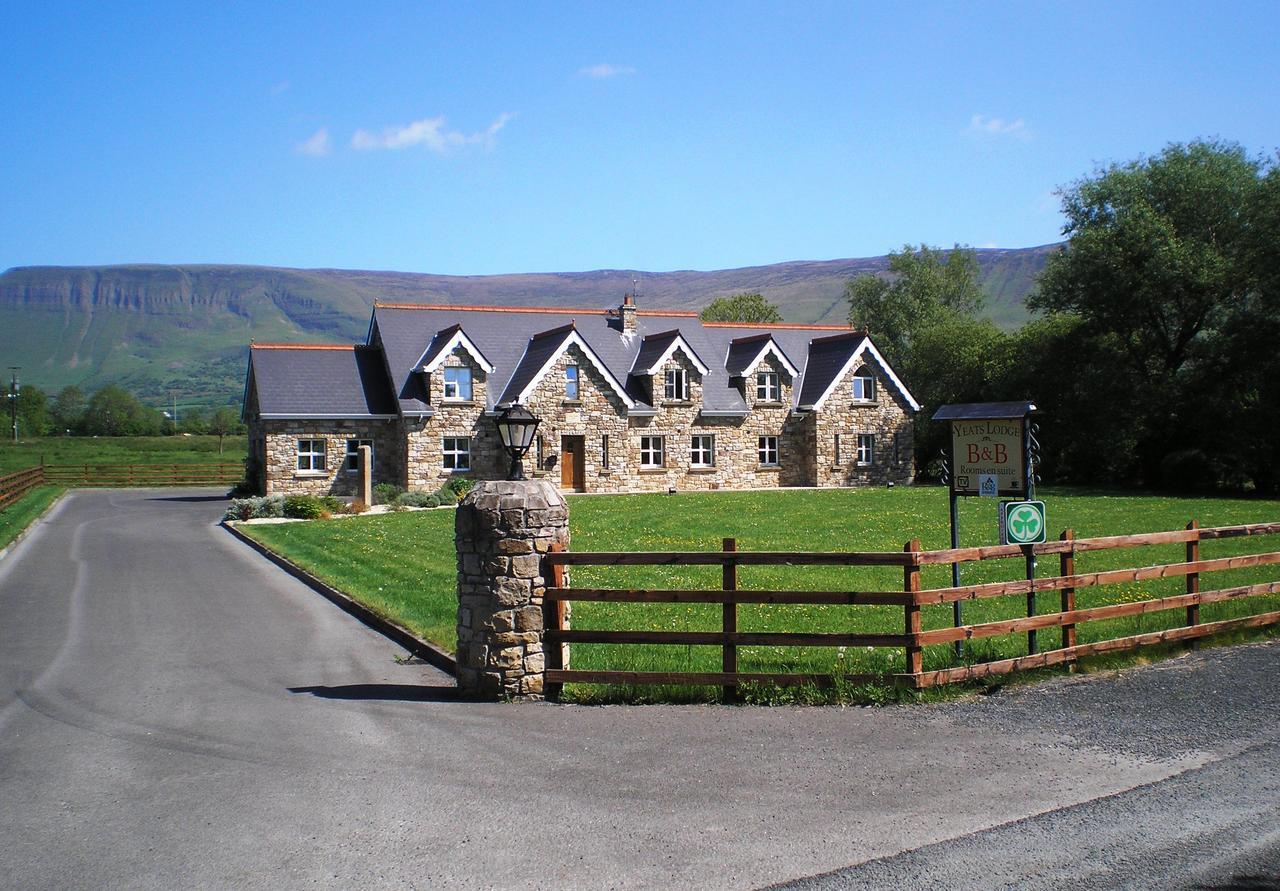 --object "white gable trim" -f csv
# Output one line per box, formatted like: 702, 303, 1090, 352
512, 330, 635, 408
804, 339, 921, 412
738, 338, 799, 379
629, 334, 710, 376
420, 329, 495, 373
